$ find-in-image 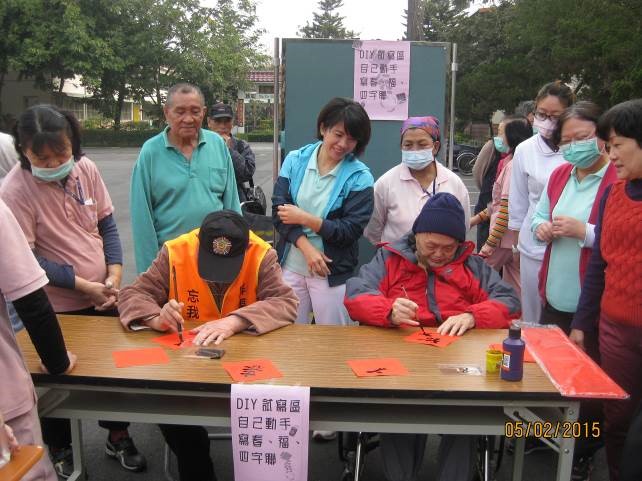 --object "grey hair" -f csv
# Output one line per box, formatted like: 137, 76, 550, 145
166, 83, 205, 107
514, 100, 535, 117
